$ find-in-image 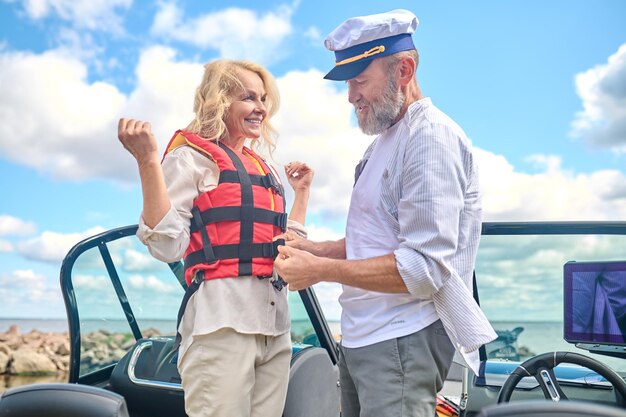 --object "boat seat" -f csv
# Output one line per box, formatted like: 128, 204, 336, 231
476, 400, 626, 417
0, 383, 129, 417
283, 346, 340, 417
